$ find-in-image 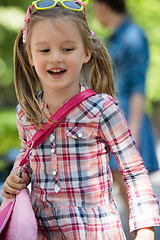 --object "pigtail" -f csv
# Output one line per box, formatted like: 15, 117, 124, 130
82, 36, 116, 98
89, 37, 116, 99
14, 30, 45, 127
